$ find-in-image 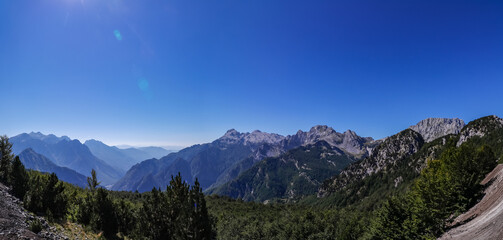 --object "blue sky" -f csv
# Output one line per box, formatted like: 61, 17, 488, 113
1, 0, 503, 147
